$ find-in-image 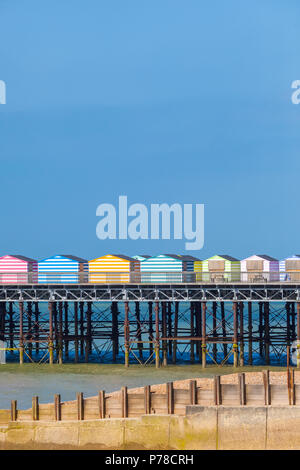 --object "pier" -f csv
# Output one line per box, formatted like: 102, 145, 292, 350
0, 280, 300, 366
